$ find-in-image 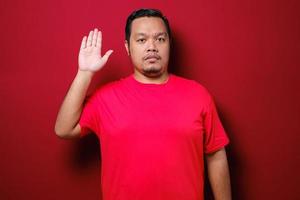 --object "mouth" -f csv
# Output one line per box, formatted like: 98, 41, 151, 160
144, 54, 160, 61
147, 58, 158, 63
